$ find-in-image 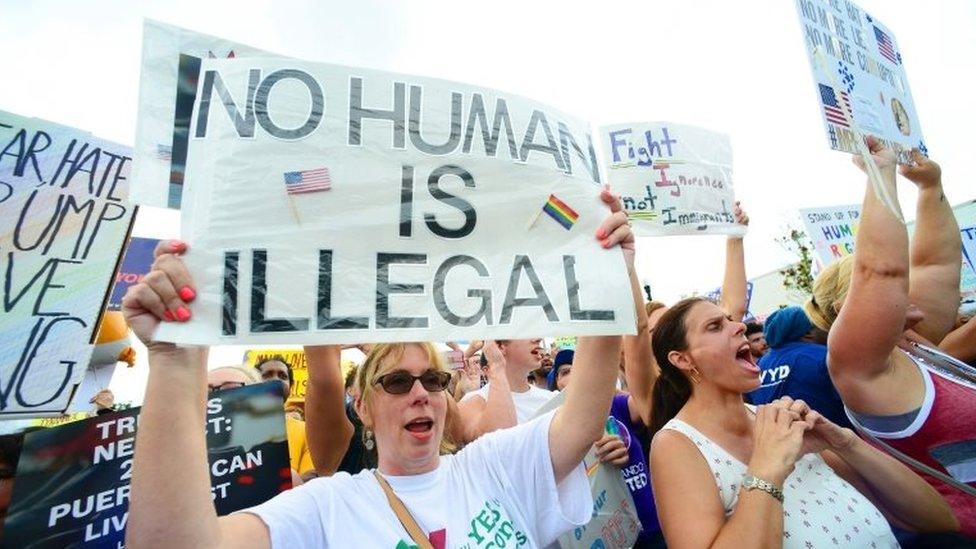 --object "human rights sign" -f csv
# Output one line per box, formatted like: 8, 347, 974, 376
4, 382, 290, 548
130, 19, 276, 210
799, 204, 861, 270
0, 111, 134, 417
154, 57, 636, 345
600, 122, 741, 237
795, 0, 926, 163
